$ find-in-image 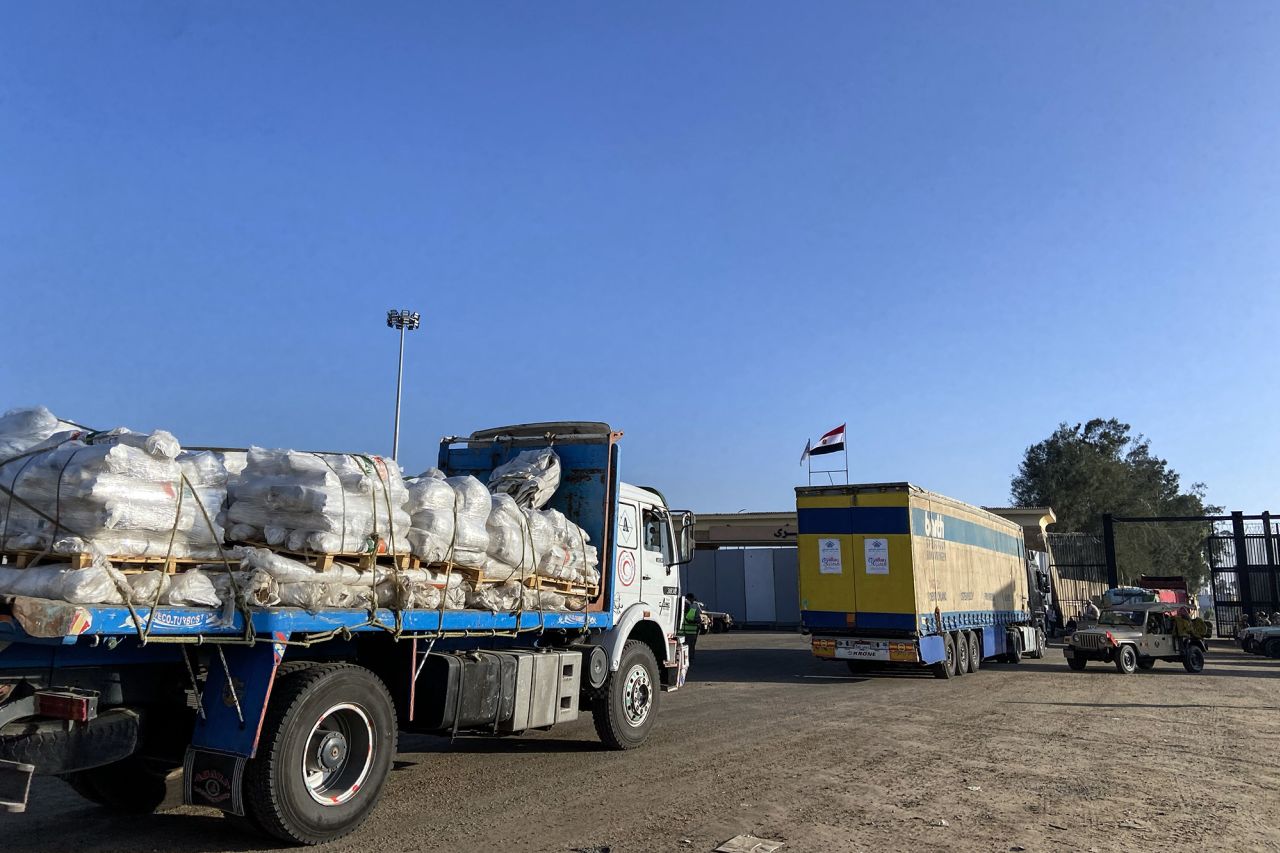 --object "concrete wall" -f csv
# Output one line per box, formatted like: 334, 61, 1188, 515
682, 547, 800, 628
